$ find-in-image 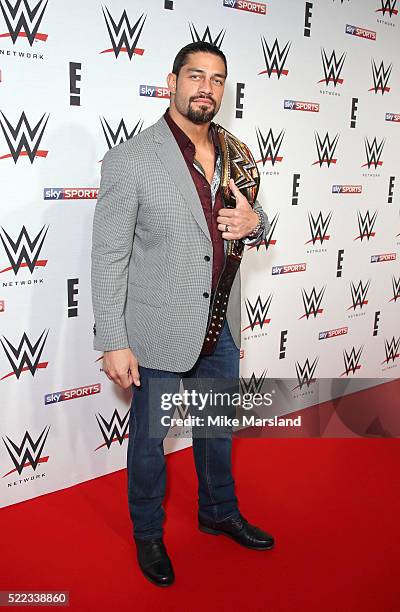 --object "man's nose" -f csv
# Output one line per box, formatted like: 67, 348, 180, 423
199, 78, 213, 94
